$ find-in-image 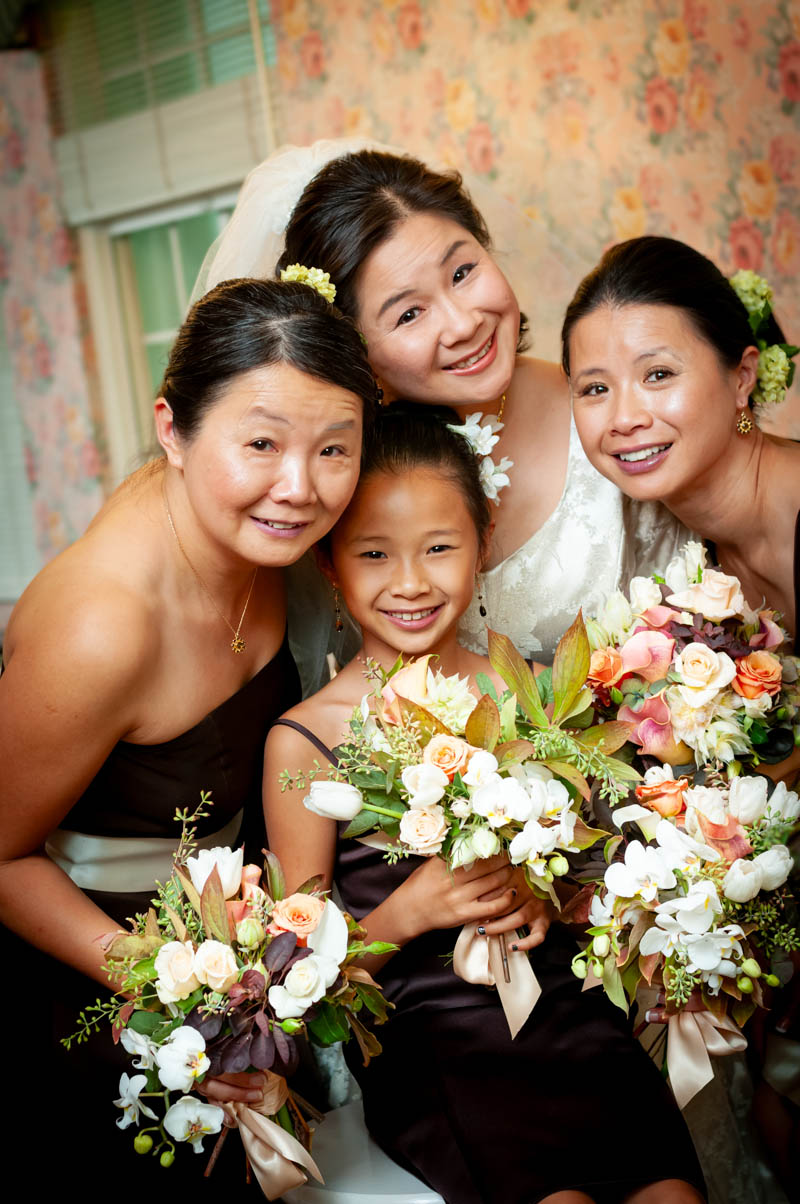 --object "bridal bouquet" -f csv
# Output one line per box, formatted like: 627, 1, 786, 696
64, 798, 393, 1193
294, 617, 638, 904
574, 768, 799, 1107
586, 541, 800, 770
